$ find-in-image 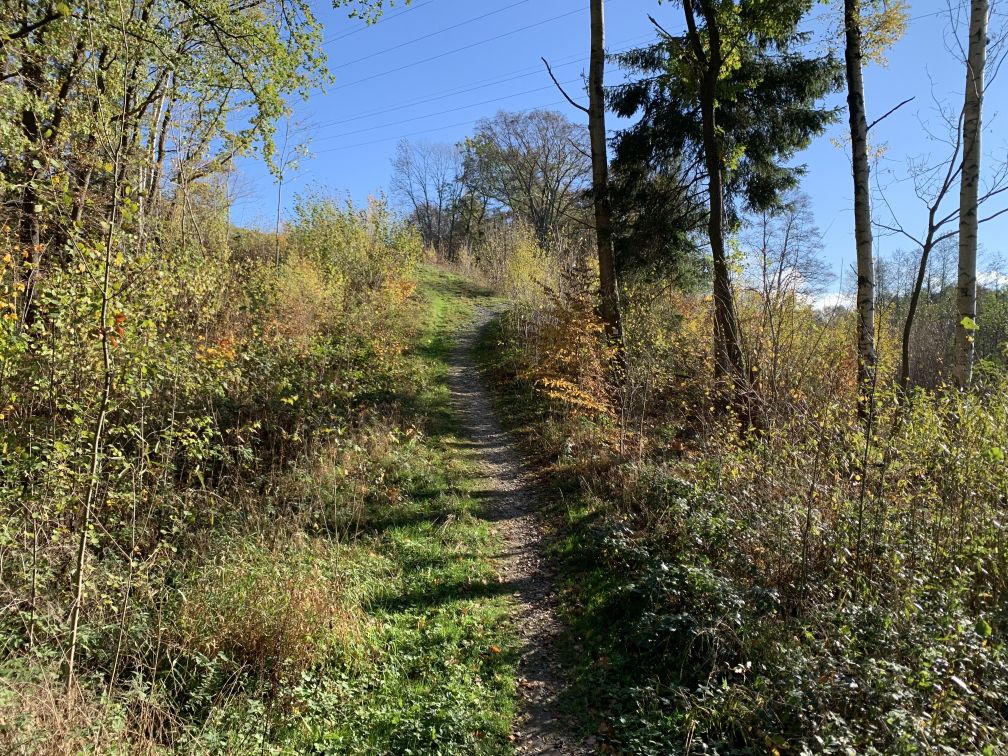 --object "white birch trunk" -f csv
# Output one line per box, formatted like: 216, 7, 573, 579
954, 0, 989, 388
